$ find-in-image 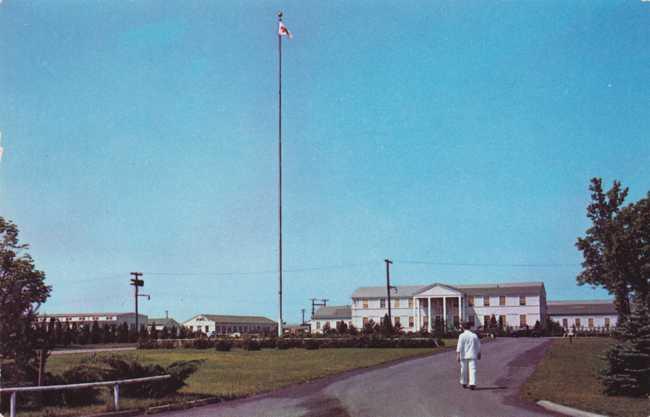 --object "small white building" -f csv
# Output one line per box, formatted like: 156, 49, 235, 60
310, 305, 352, 334
351, 281, 547, 332
38, 312, 148, 329
547, 300, 617, 330
183, 314, 277, 335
